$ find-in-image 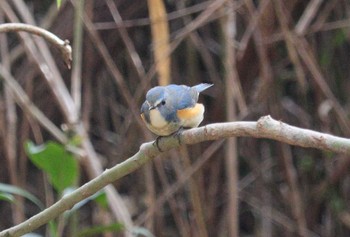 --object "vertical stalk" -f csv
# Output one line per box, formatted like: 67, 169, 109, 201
222, 1, 239, 236
0, 8, 23, 224
71, 0, 85, 112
